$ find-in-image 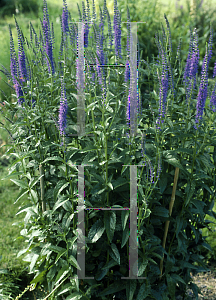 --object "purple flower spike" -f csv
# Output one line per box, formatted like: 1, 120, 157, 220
195, 25, 213, 129
164, 13, 172, 54
14, 80, 25, 105
113, 0, 122, 62
125, 7, 131, 84
125, 60, 130, 83
195, 54, 209, 128
58, 78, 68, 136
156, 41, 169, 129
198, 0, 203, 9
126, 90, 131, 128
42, 0, 55, 74
107, 6, 113, 49
213, 61, 216, 78
14, 17, 29, 83
9, 25, 18, 85
210, 82, 216, 112
82, 1, 90, 48
156, 154, 162, 179
183, 28, 200, 107
183, 28, 194, 83
62, 0, 69, 35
